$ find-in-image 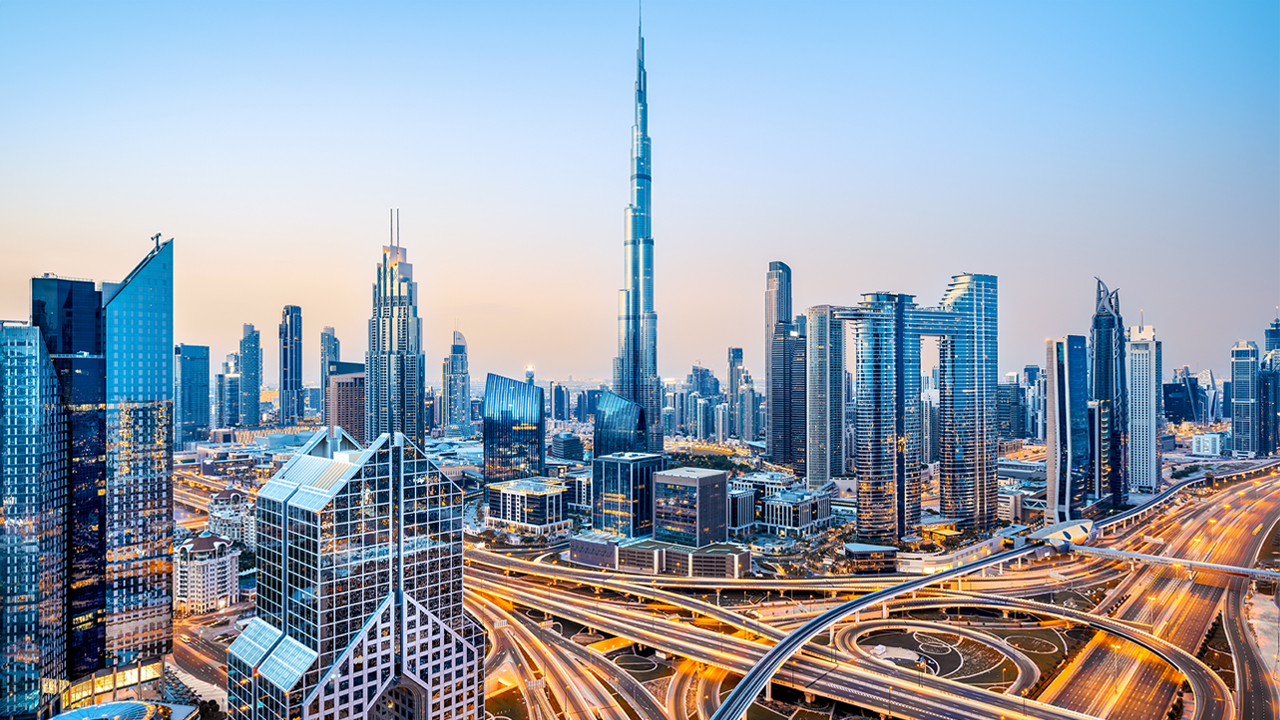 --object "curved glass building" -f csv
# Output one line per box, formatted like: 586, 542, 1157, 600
593, 390, 647, 459
482, 373, 545, 481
